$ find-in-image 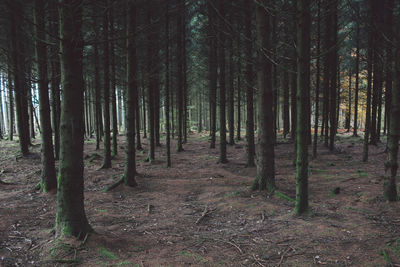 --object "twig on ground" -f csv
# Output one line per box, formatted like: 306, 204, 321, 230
252, 254, 266, 267
276, 247, 291, 267
196, 204, 211, 225
226, 239, 243, 254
